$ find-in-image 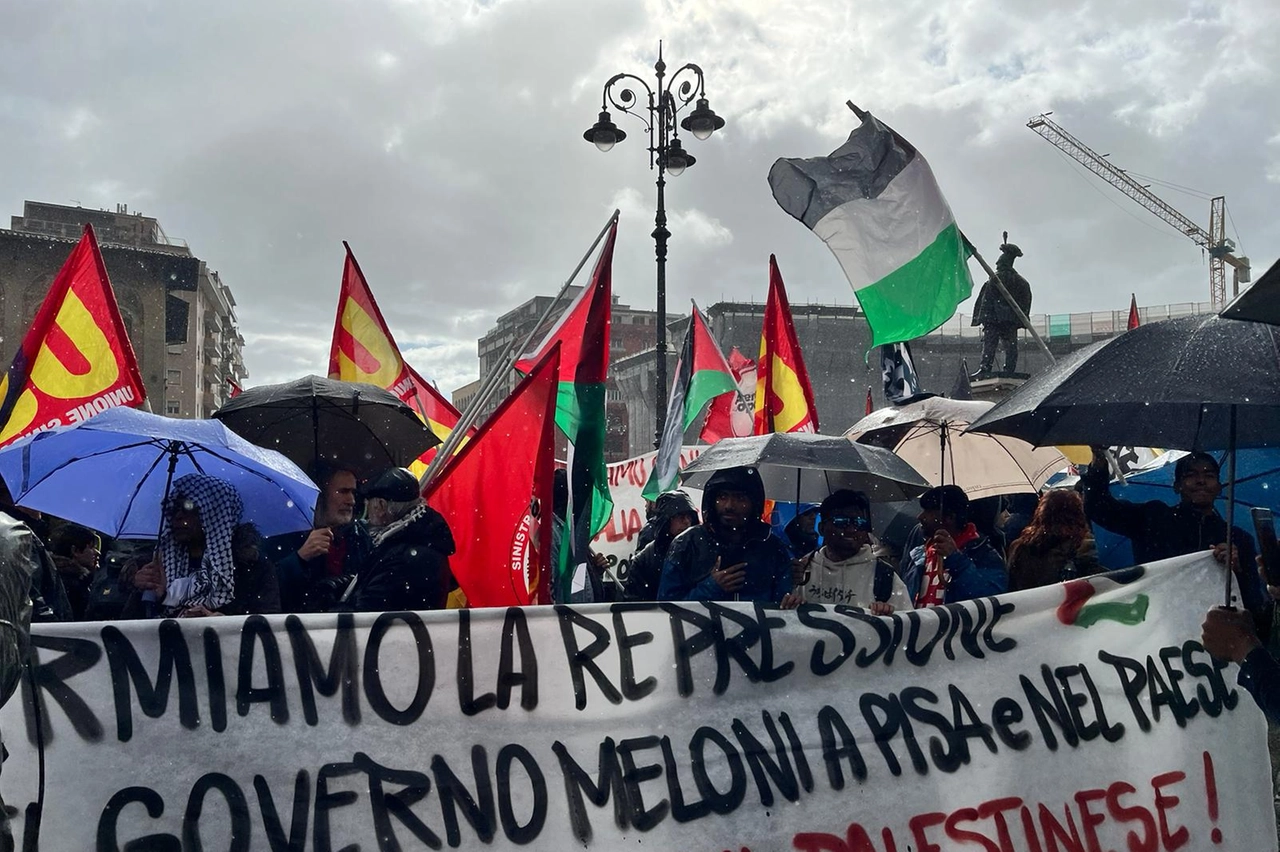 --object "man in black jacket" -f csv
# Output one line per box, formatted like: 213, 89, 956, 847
621, 490, 698, 602
267, 462, 373, 612
336, 468, 455, 612
1082, 448, 1262, 612
658, 467, 792, 604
